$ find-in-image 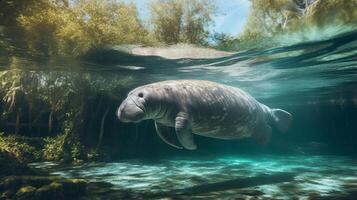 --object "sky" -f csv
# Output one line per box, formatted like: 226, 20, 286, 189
131, 0, 252, 36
